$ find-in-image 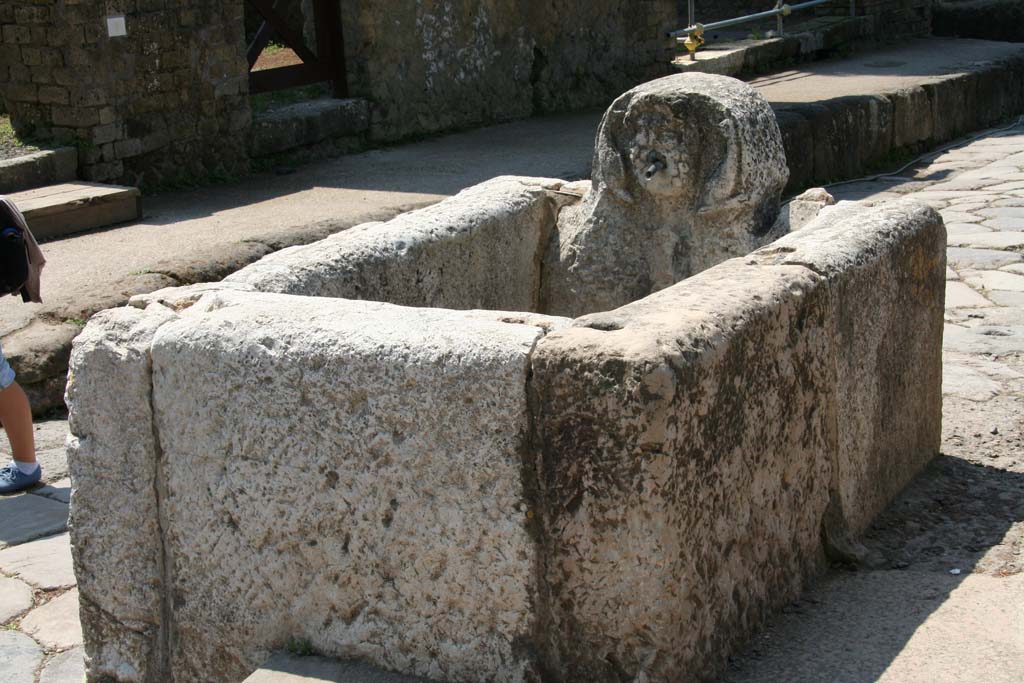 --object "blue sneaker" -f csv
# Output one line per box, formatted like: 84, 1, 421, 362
0, 462, 42, 494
